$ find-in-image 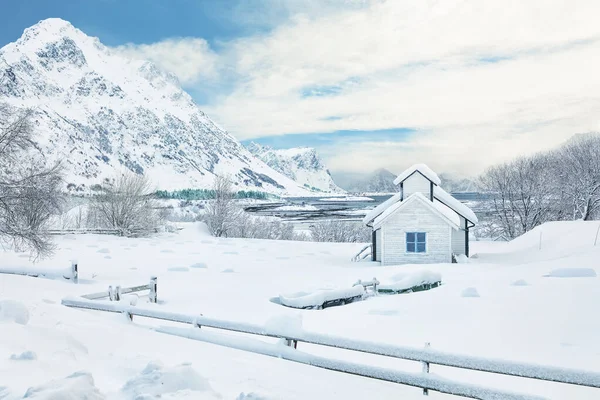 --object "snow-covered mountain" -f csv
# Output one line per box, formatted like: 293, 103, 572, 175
0, 18, 311, 196
439, 173, 477, 193
332, 168, 398, 193
246, 142, 344, 193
